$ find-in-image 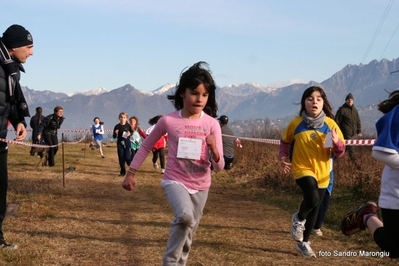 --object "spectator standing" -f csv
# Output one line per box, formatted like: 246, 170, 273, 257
335, 93, 362, 161
29, 106, 42, 155
37, 106, 65, 167
218, 115, 235, 170
30, 106, 42, 143
0, 24, 33, 249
